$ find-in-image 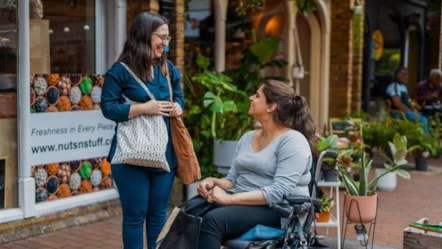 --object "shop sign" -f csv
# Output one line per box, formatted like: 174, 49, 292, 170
30, 110, 115, 166
371, 29, 384, 61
